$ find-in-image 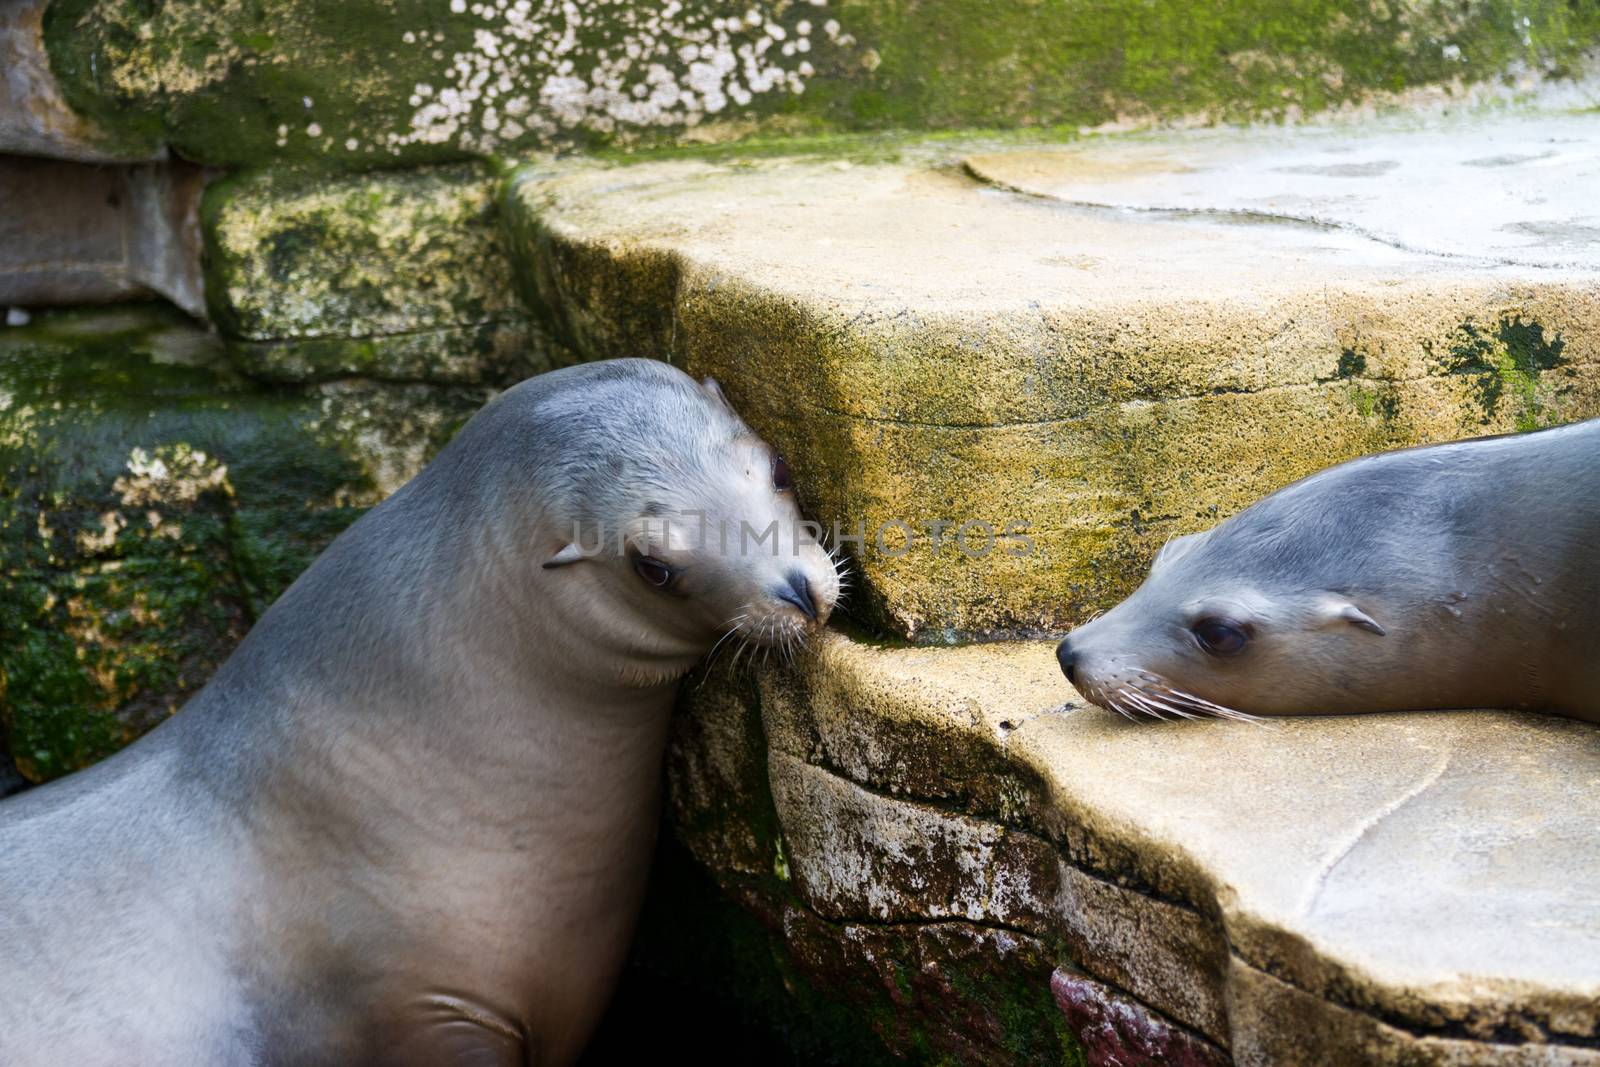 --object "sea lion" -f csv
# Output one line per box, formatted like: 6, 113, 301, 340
1055, 419, 1600, 723
0, 359, 840, 1066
